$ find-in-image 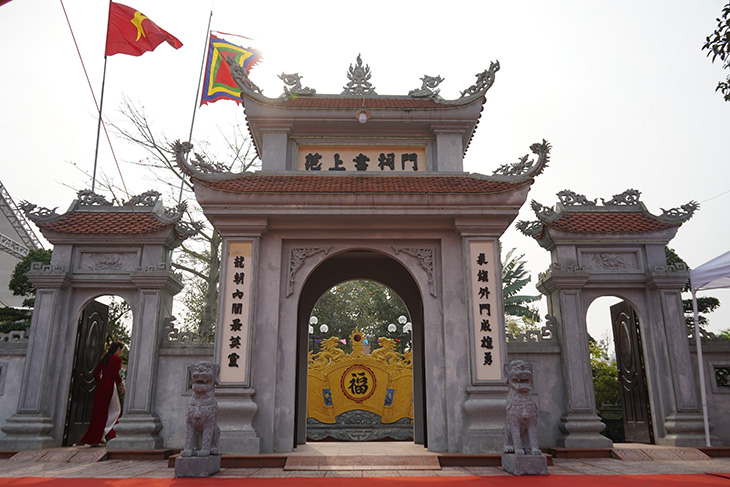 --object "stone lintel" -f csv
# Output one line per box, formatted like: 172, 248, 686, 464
646, 273, 690, 290
536, 273, 590, 294
129, 272, 184, 294
26, 271, 72, 290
